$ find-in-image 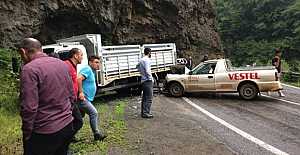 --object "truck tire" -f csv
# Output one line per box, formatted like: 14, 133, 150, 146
238, 83, 258, 100
169, 82, 184, 97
